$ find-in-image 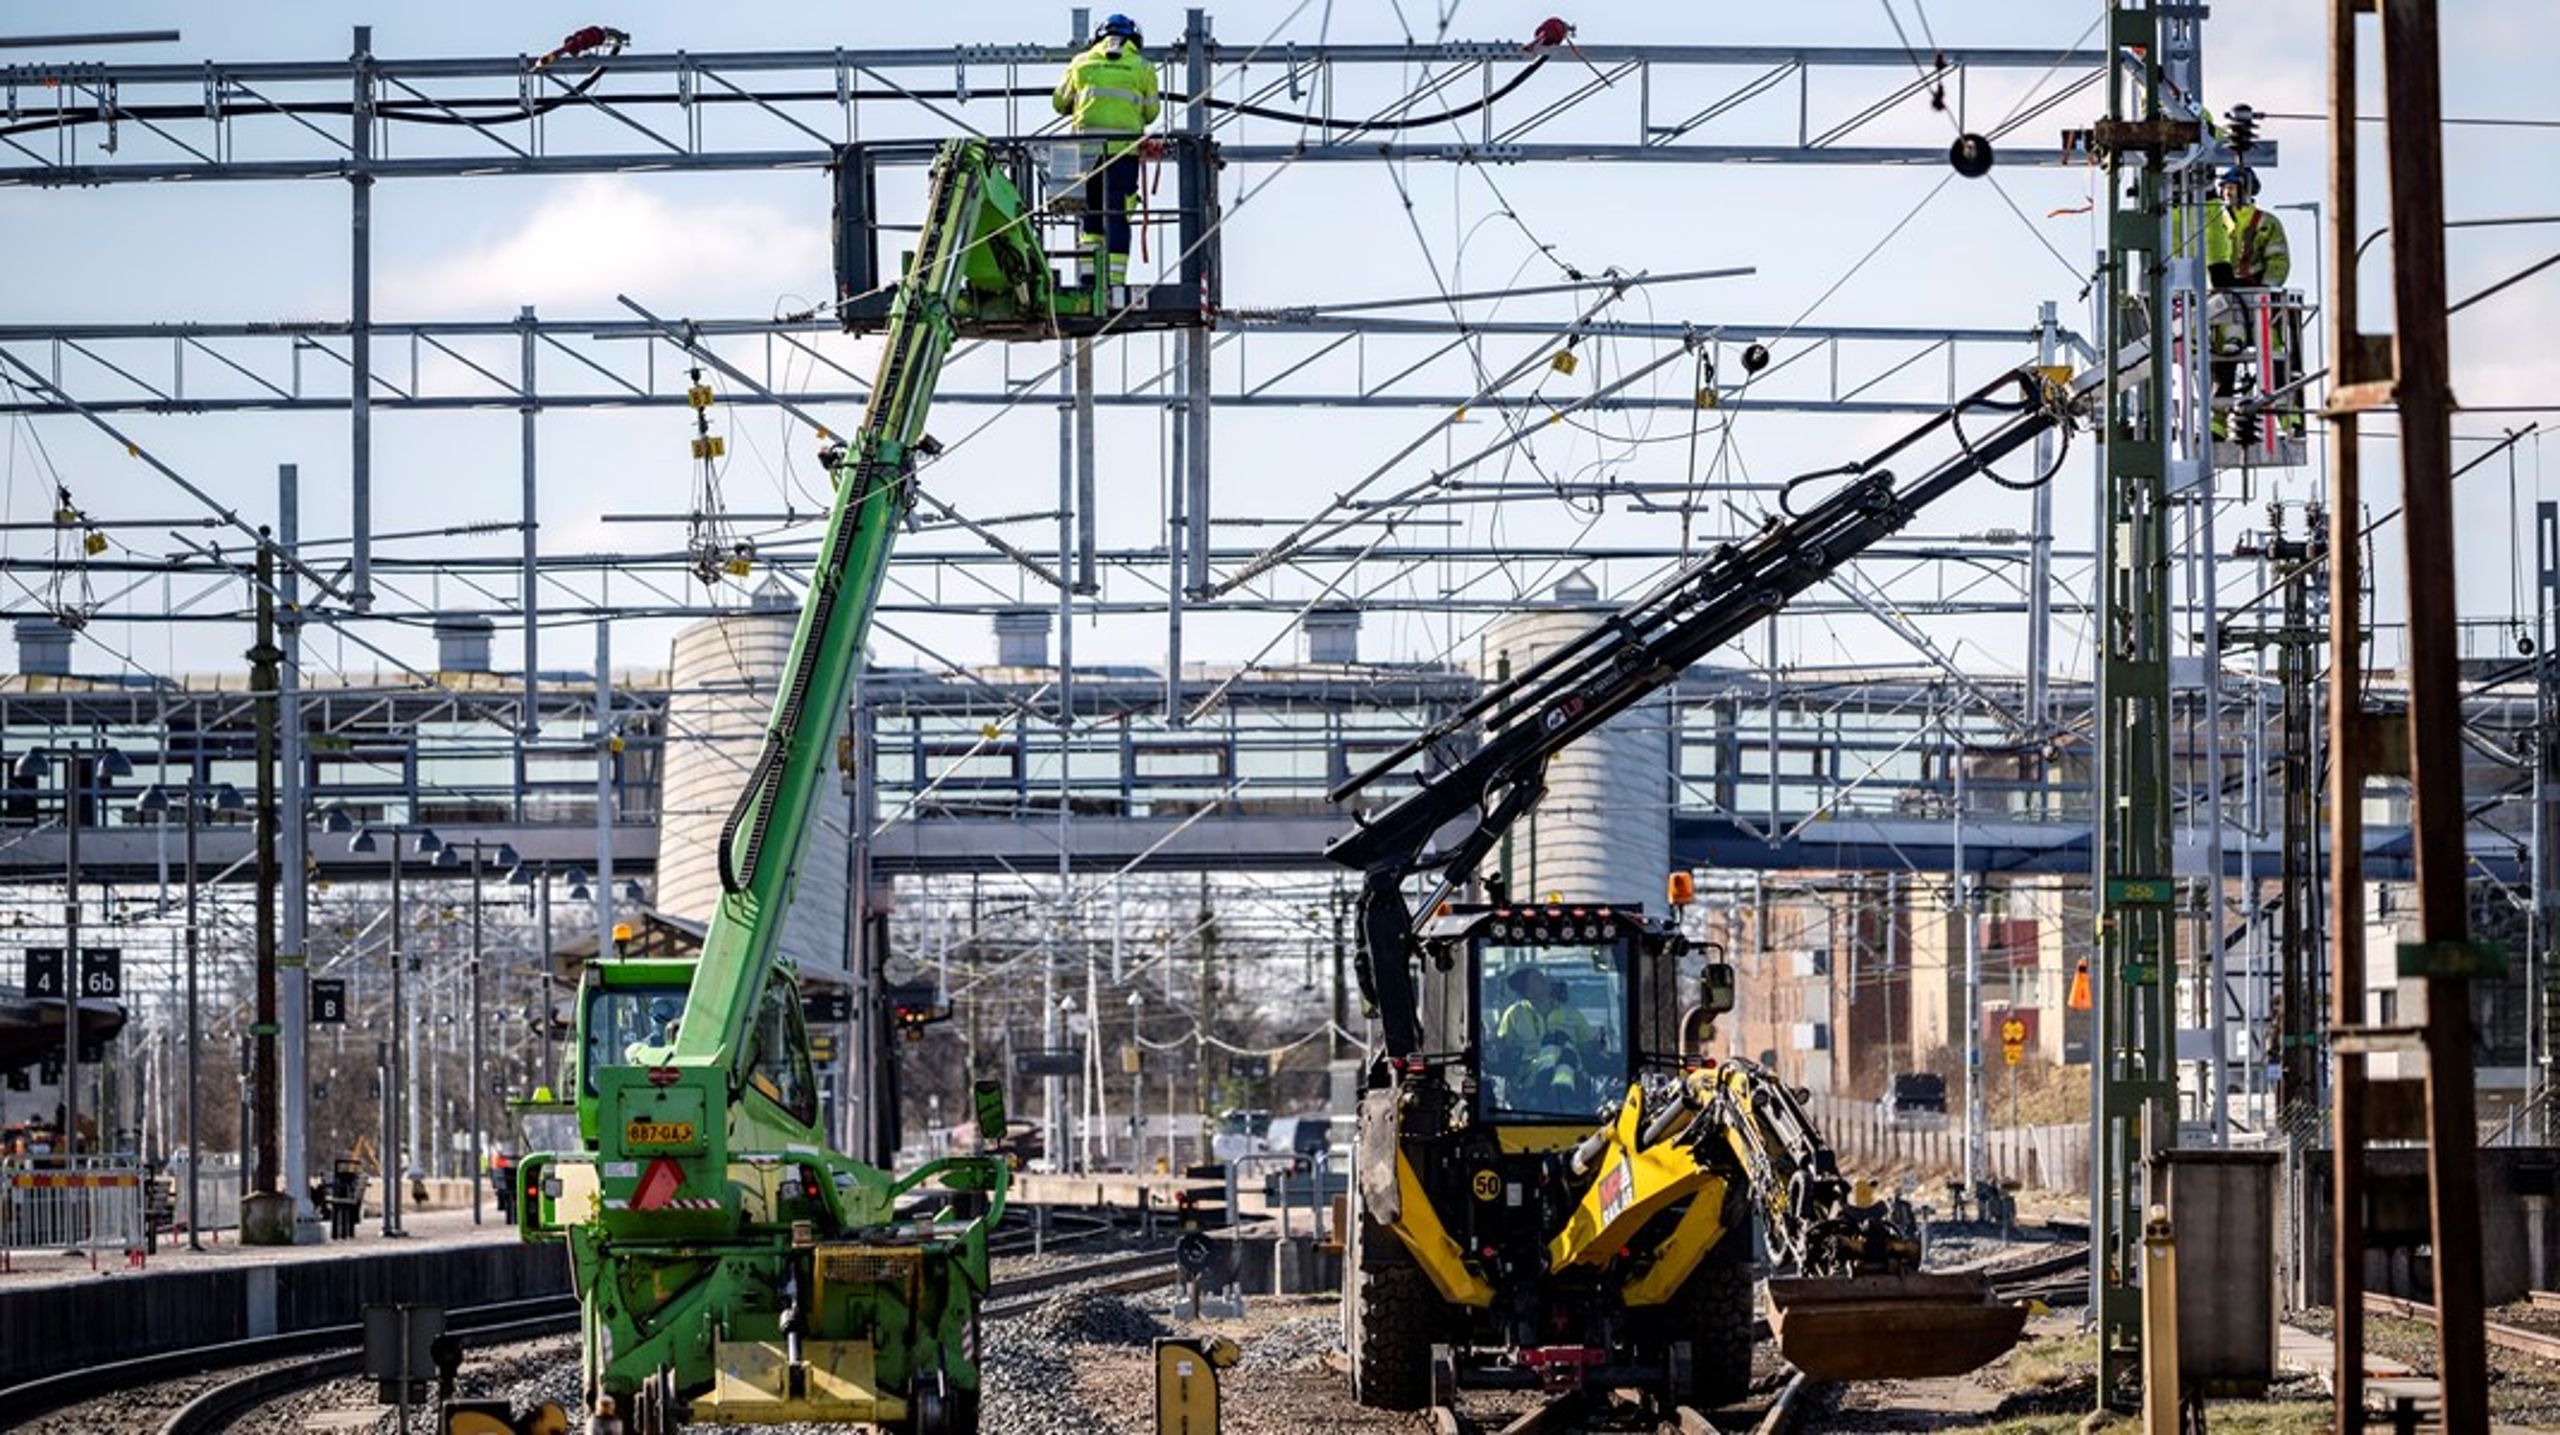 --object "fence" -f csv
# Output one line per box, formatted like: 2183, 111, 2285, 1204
1808, 1094, 2091, 1194
167, 1153, 244, 1233
2, 1155, 148, 1255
